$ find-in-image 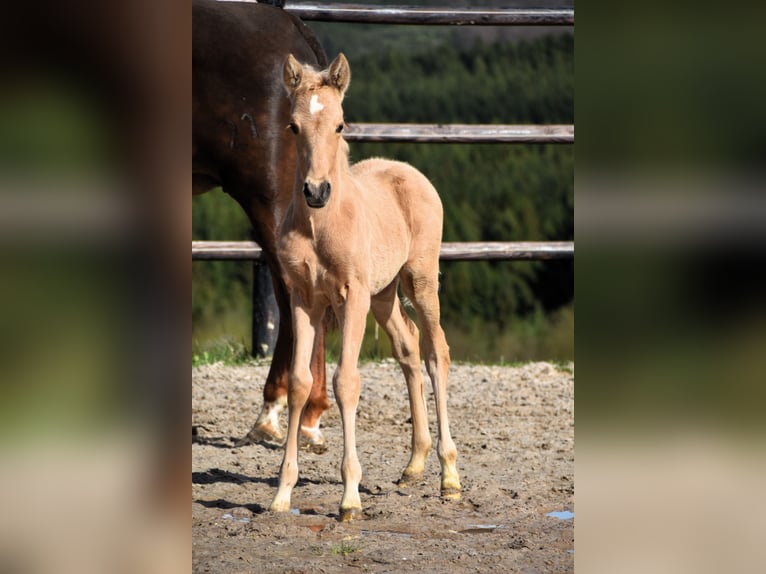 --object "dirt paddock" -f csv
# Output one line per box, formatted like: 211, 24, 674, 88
192, 360, 574, 573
